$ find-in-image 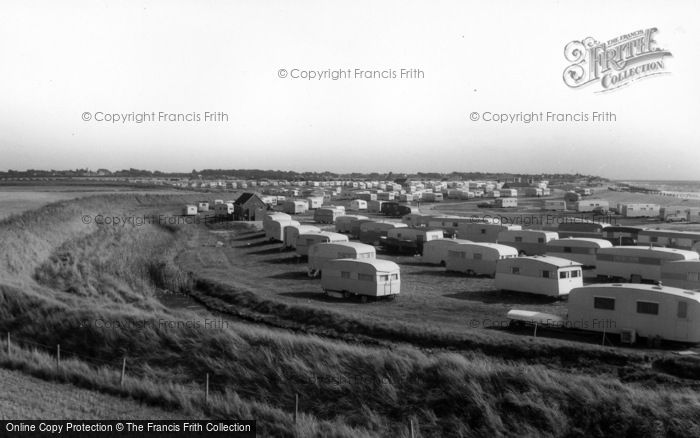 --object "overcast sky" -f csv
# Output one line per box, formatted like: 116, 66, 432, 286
0, 0, 698, 179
